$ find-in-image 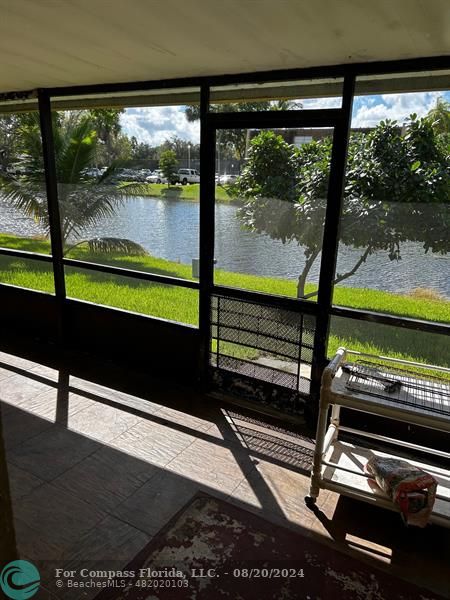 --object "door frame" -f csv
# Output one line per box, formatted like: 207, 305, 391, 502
198, 76, 356, 410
